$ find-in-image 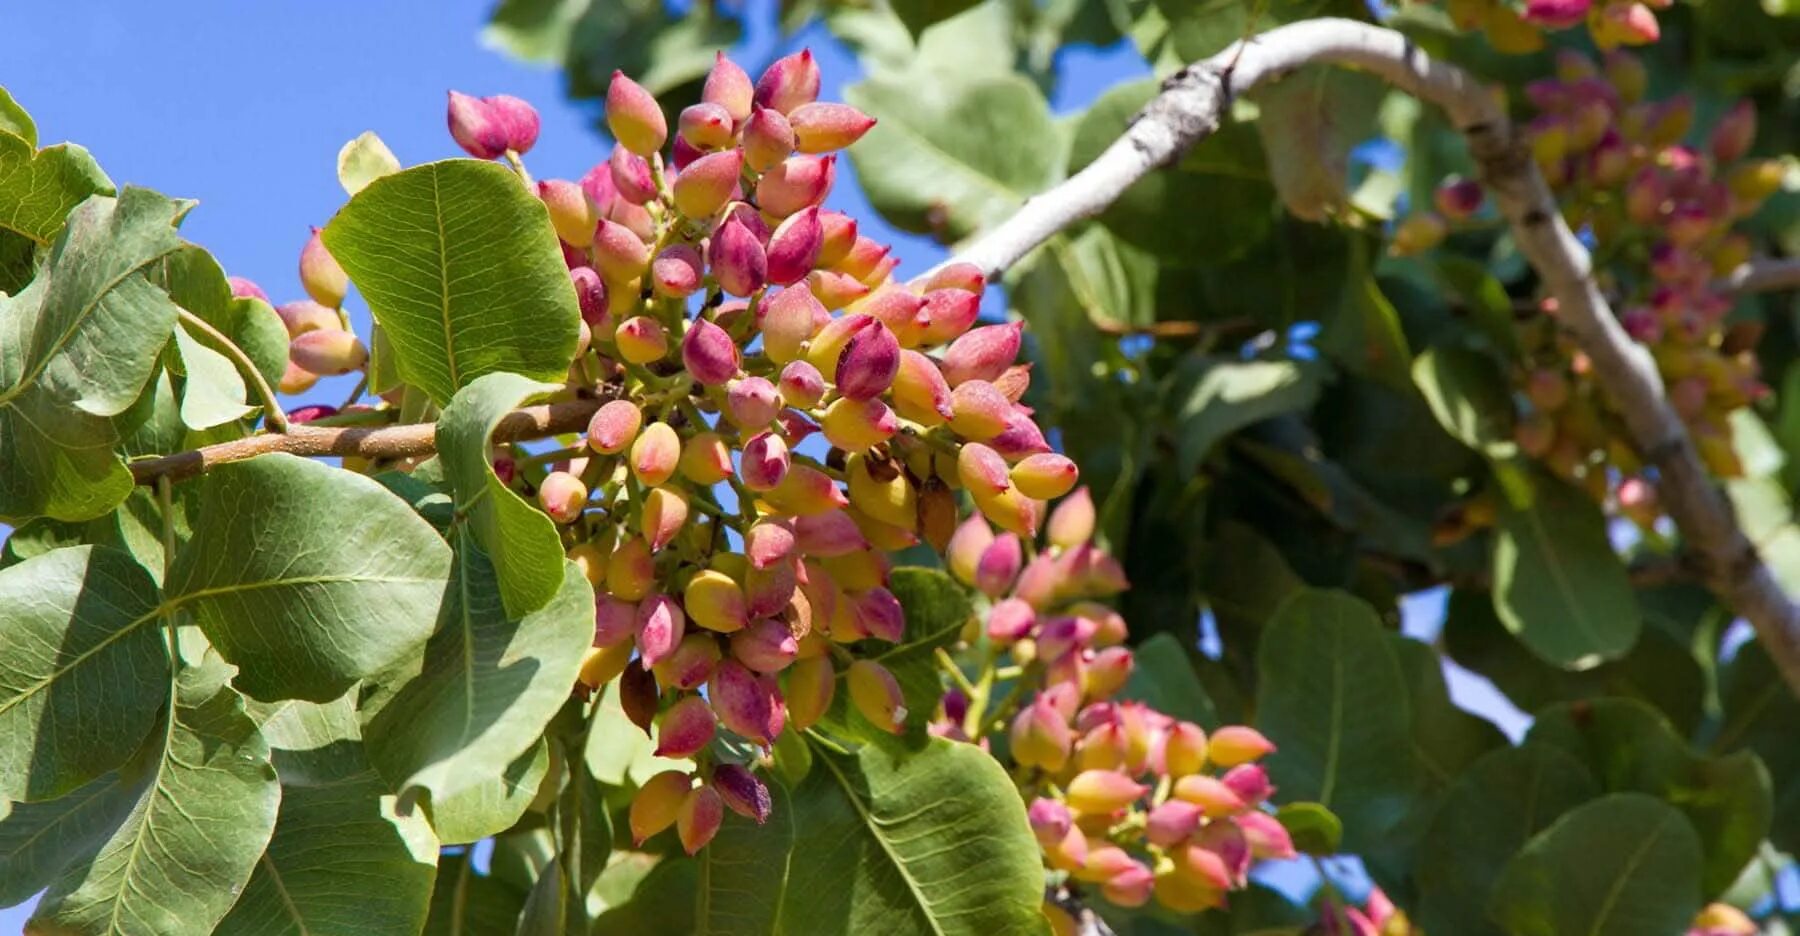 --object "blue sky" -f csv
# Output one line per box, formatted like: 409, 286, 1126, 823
1, 1, 1532, 926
